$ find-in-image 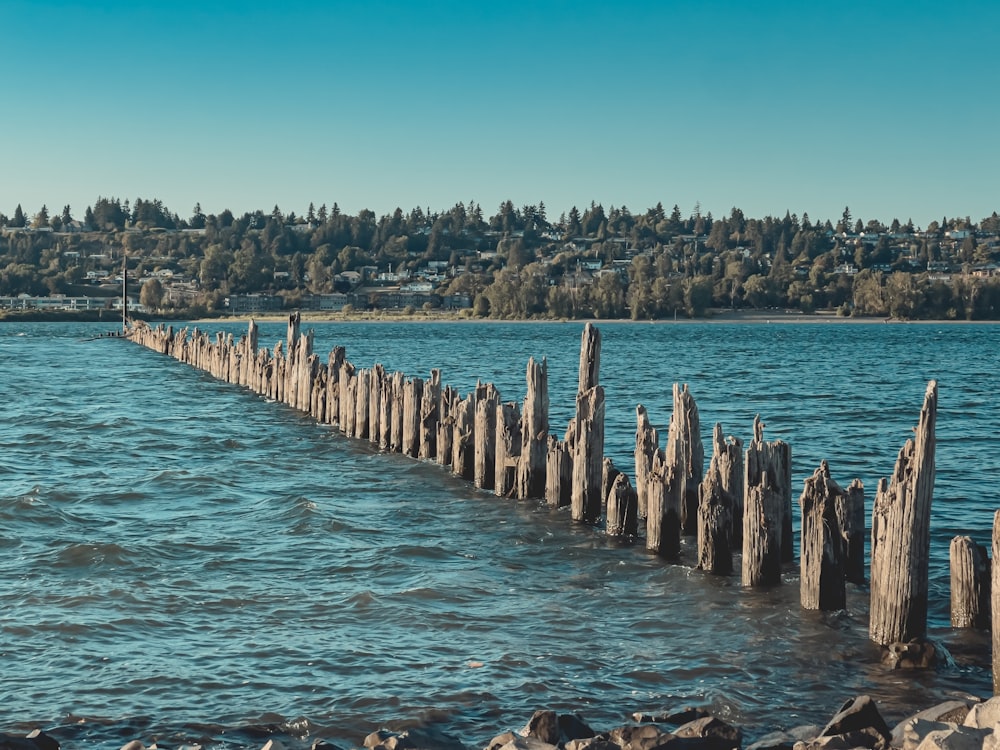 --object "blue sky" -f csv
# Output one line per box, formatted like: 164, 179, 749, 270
3, 0, 998, 228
